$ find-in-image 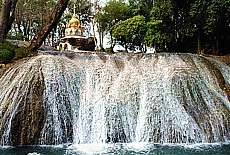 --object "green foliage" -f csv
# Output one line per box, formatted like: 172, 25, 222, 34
112, 15, 147, 51
57, 13, 72, 38
7, 33, 27, 40
204, 0, 230, 35
144, 20, 168, 45
0, 42, 16, 64
2, 0, 229, 55
0, 42, 17, 54
104, 0, 131, 22
97, 0, 131, 33
189, 0, 230, 54
0, 41, 33, 64
0, 49, 15, 64
95, 0, 131, 48
150, 0, 173, 20
63, 14, 72, 21
144, 1, 174, 51
128, 0, 153, 20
